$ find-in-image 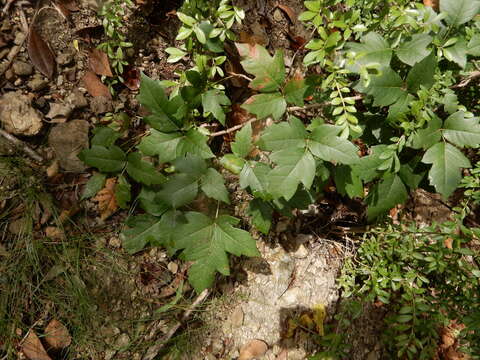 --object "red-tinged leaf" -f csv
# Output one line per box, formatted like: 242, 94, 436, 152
58, 0, 79, 11
275, 3, 296, 23
123, 66, 140, 90
286, 31, 306, 50
82, 70, 112, 98
27, 27, 56, 79
88, 48, 113, 77
21, 331, 52, 360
